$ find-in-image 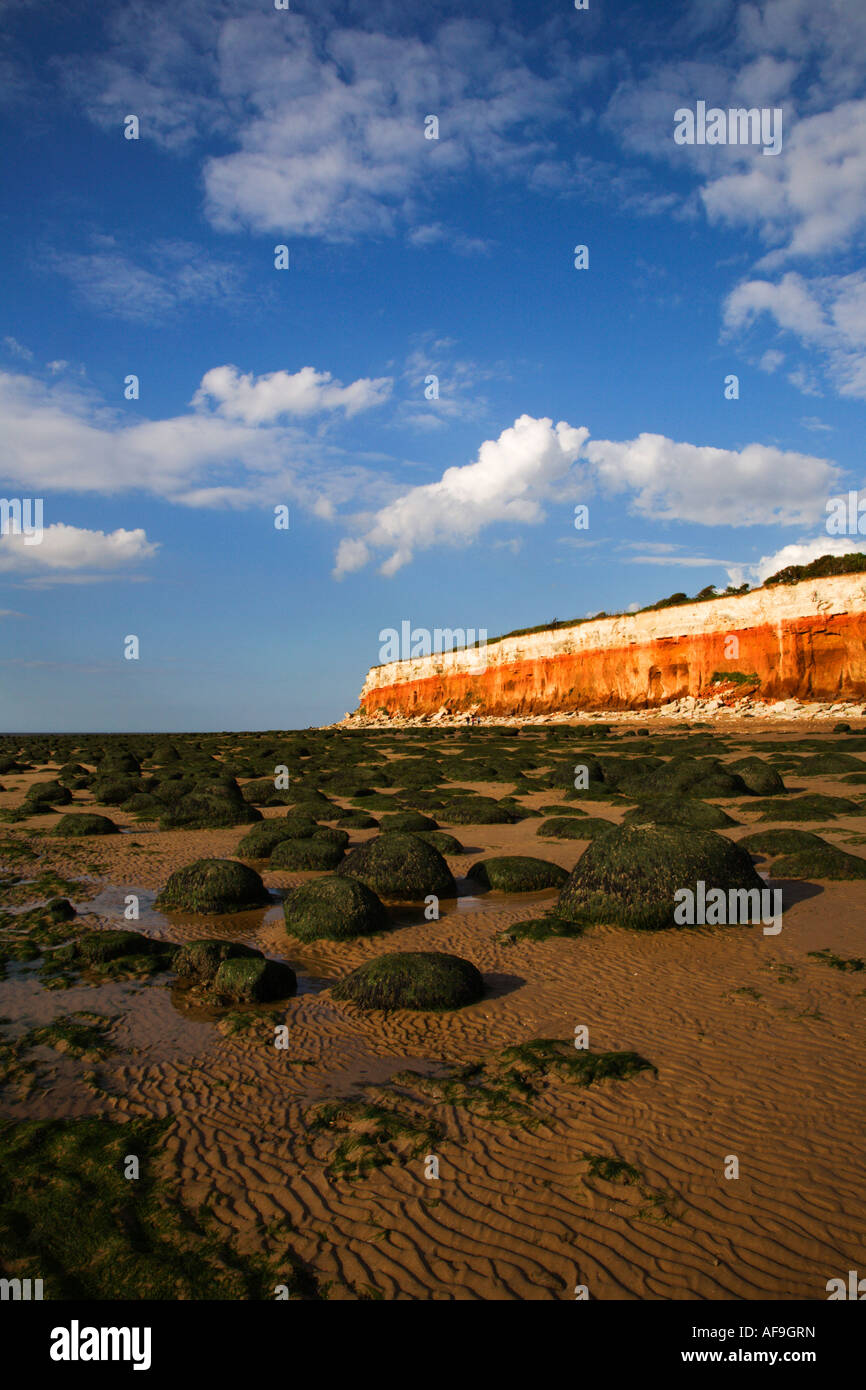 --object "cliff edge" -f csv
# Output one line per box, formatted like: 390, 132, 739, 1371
354, 572, 866, 720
